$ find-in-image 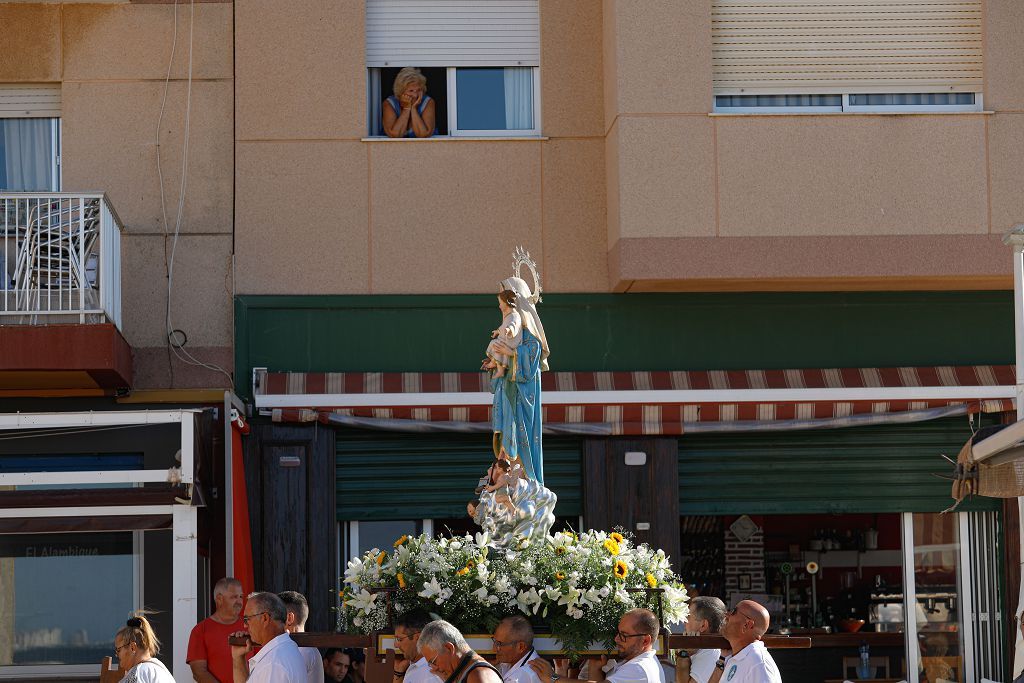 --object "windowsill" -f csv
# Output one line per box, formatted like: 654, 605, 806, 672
709, 110, 994, 117
361, 135, 549, 141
